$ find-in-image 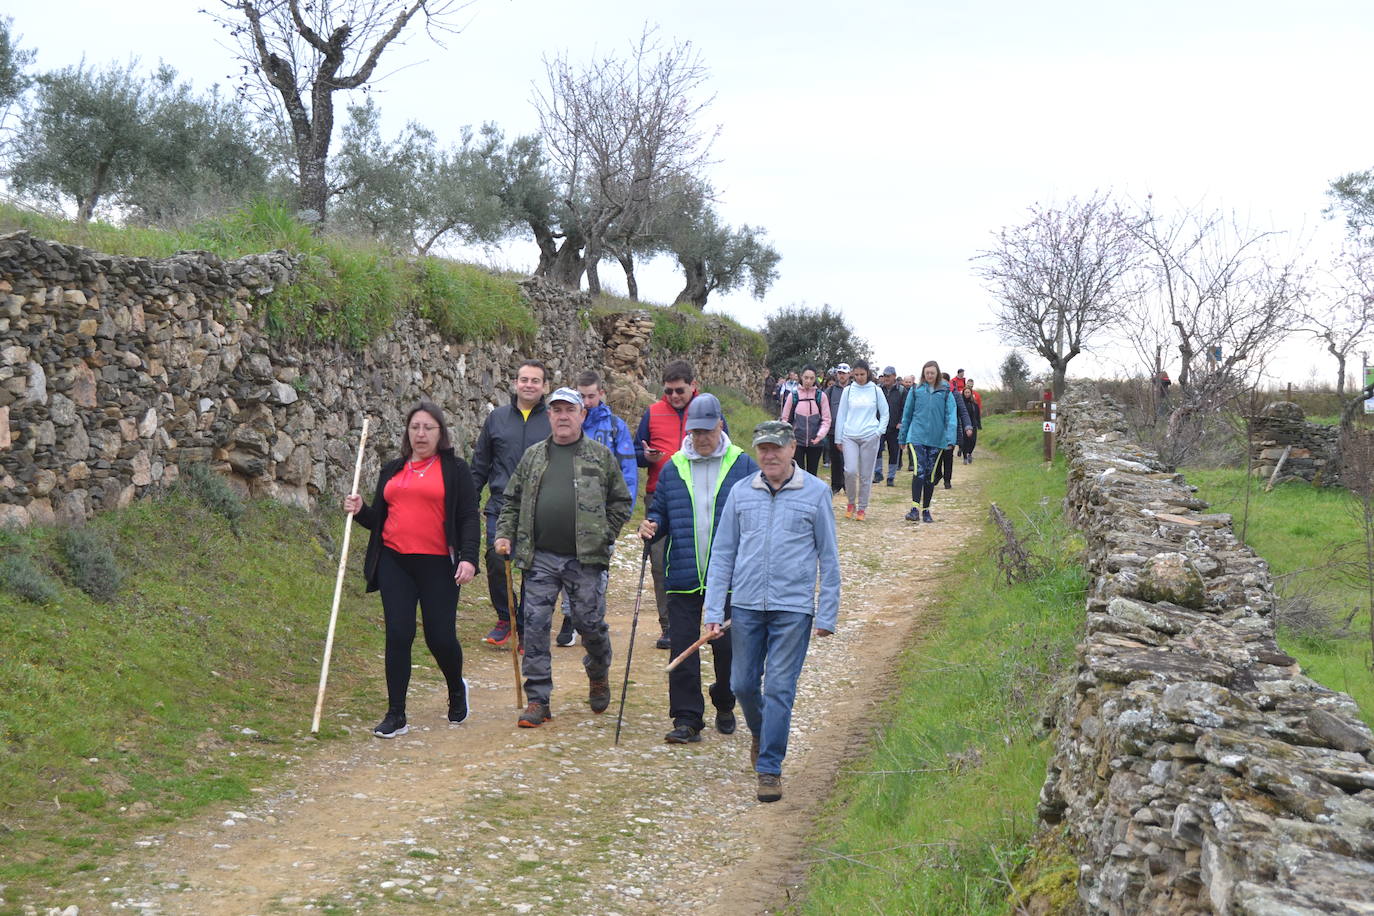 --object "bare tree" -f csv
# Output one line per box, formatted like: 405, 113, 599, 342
973, 192, 1142, 398
1302, 244, 1374, 395
209, 0, 468, 225
531, 25, 717, 294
